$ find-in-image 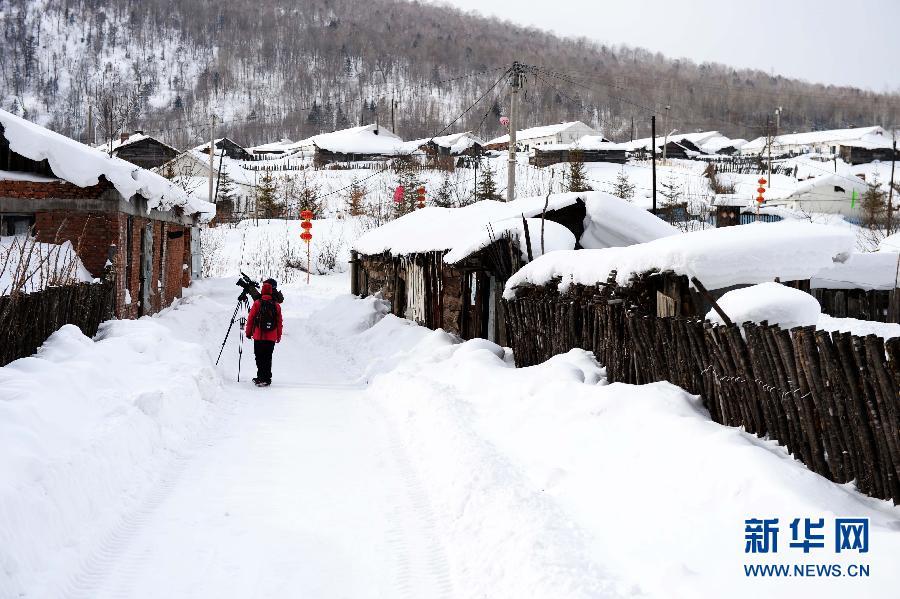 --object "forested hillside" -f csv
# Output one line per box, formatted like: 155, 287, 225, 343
2, 0, 898, 148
